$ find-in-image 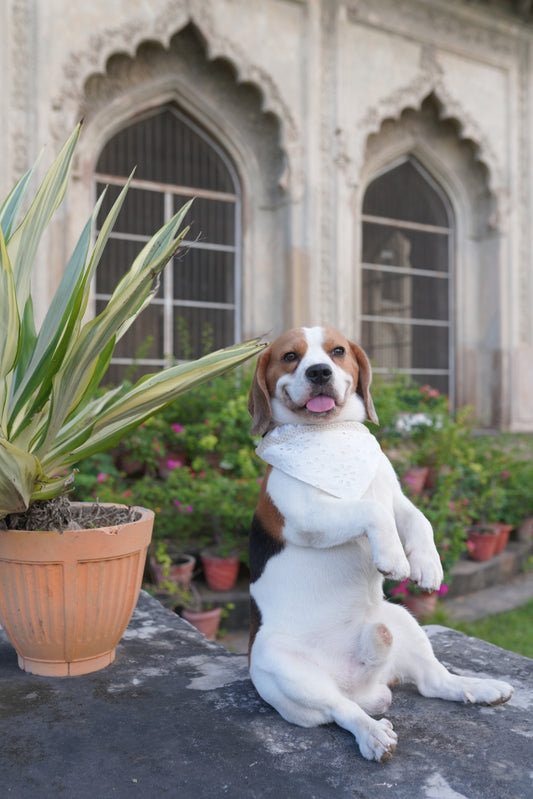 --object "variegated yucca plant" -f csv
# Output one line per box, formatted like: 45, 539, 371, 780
0, 125, 264, 521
